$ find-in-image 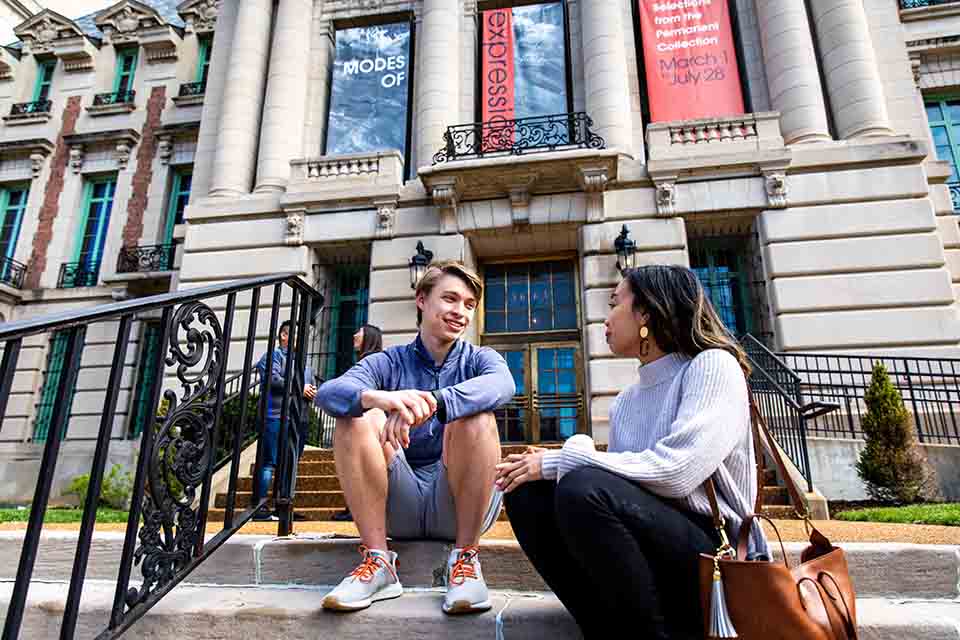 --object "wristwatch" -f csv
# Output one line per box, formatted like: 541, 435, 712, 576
430, 389, 448, 424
